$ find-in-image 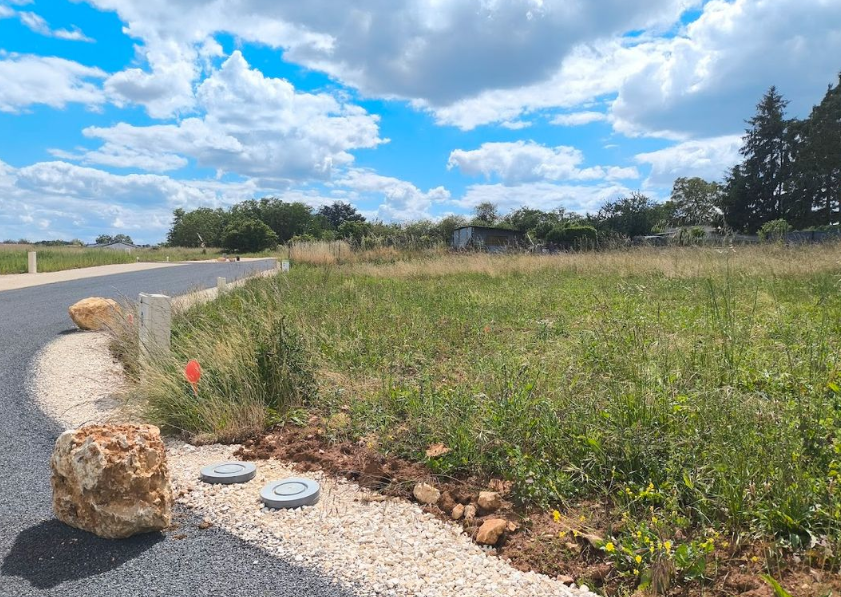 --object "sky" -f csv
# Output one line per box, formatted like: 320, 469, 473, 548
0, 0, 840, 244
